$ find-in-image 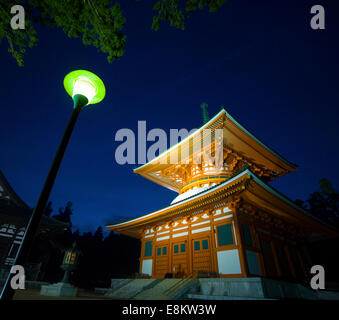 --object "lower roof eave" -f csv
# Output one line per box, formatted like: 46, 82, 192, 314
106, 169, 339, 238
105, 169, 250, 232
